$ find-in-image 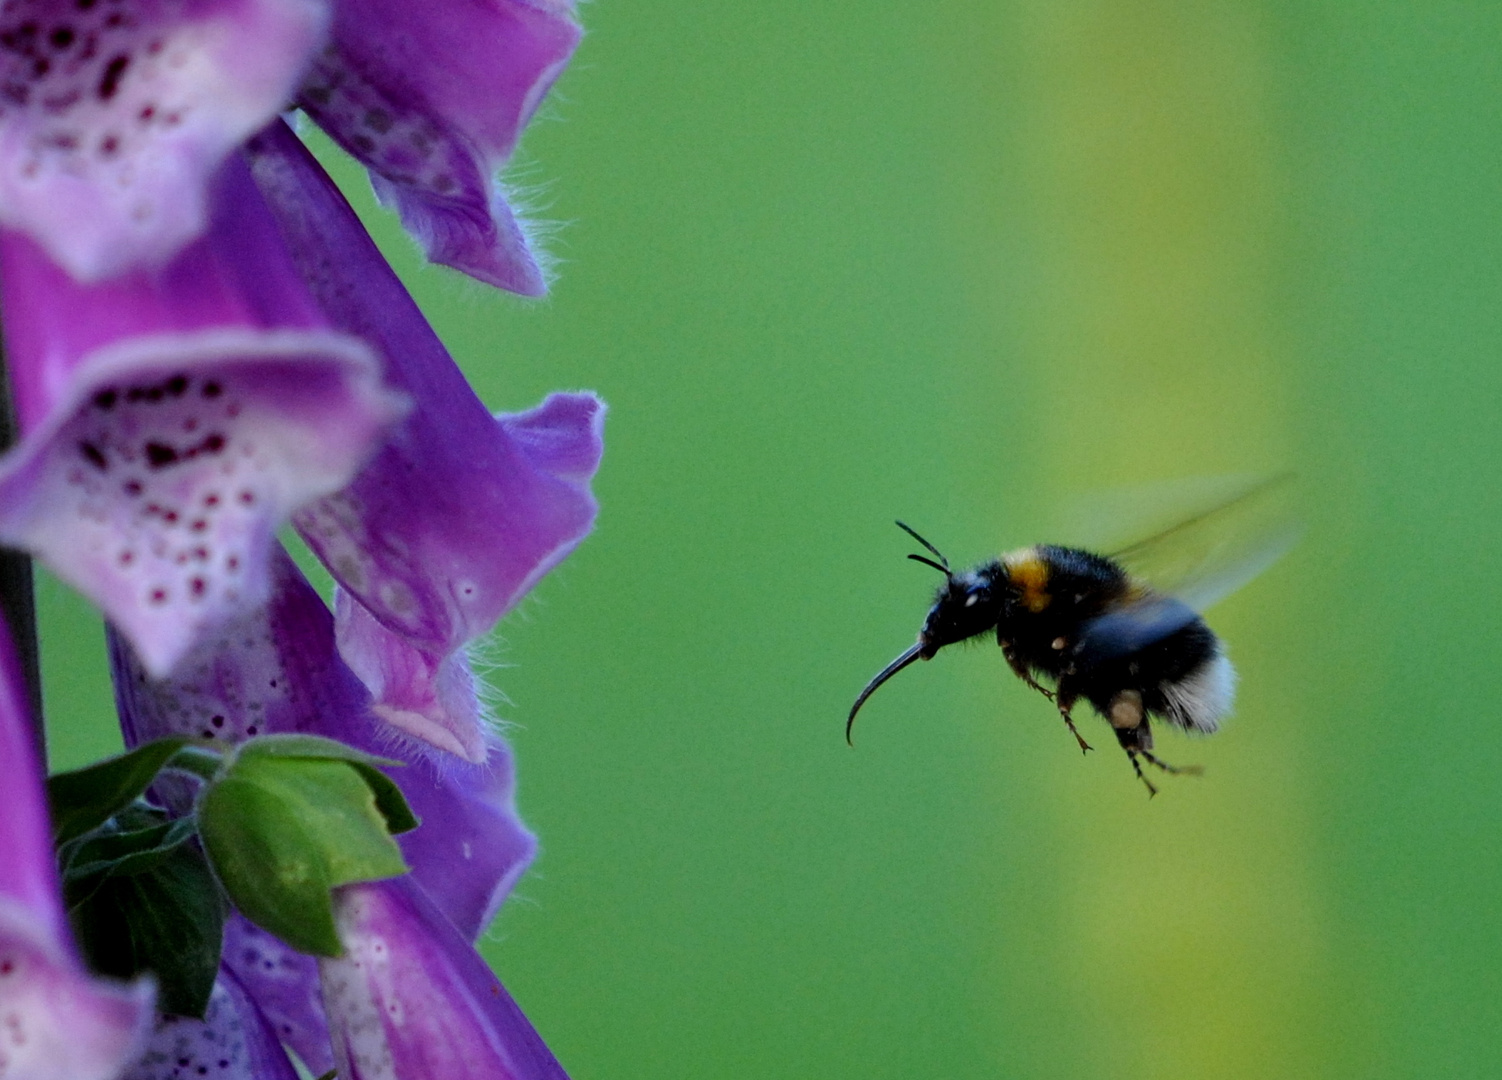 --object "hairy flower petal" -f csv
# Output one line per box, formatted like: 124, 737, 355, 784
0, 620, 154, 1080
111, 548, 538, 939
122, 970, 299, 1080
296, 0, 580, 292
0, 0, 329, 282
0, 155, 404, 676
322, 878, 567, 1080
248, 120, 602, 760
